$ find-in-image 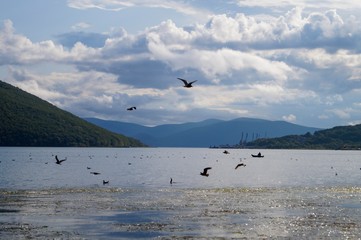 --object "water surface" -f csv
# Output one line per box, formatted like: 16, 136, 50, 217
1, 147, 361, 239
